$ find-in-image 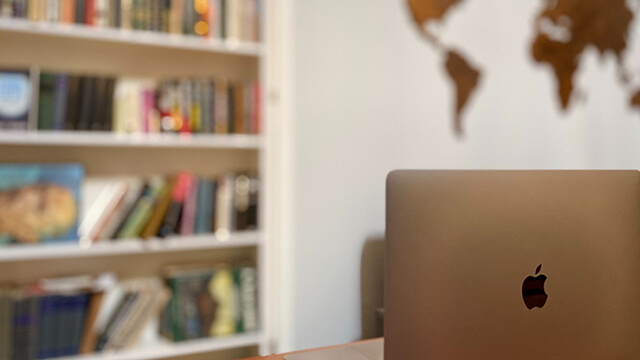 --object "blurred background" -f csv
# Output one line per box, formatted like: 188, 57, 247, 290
0, 0, 639, 359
